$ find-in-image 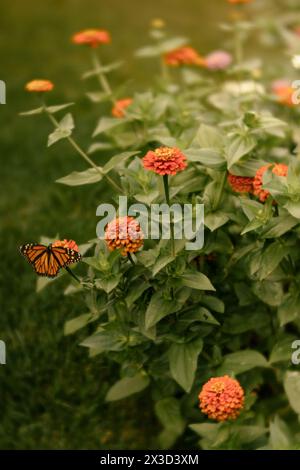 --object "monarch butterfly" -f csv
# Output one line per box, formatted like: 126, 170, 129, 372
20, 243, 81, 278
